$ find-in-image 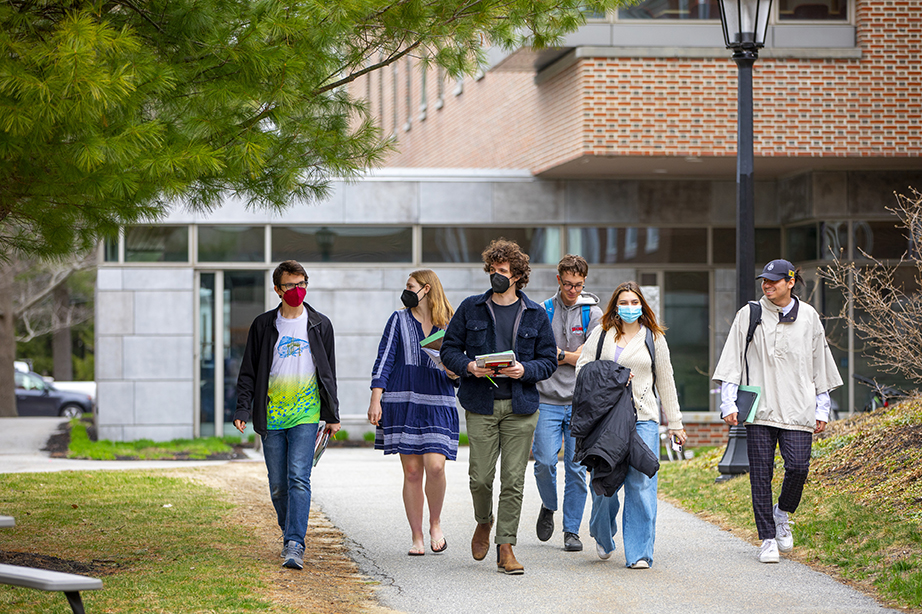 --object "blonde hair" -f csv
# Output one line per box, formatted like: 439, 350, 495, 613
409, 269, 454, 329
